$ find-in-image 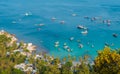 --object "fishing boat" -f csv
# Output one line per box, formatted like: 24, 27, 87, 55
81, 30, 88, 34
77, 25, 84, 29
77, 25, 88, 30
79, 44, 84, 48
